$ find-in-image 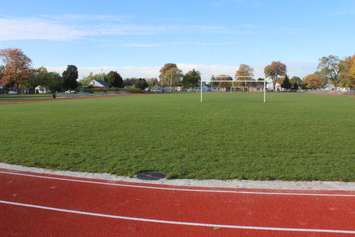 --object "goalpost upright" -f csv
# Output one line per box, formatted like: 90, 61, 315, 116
200, 79, 203, 103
